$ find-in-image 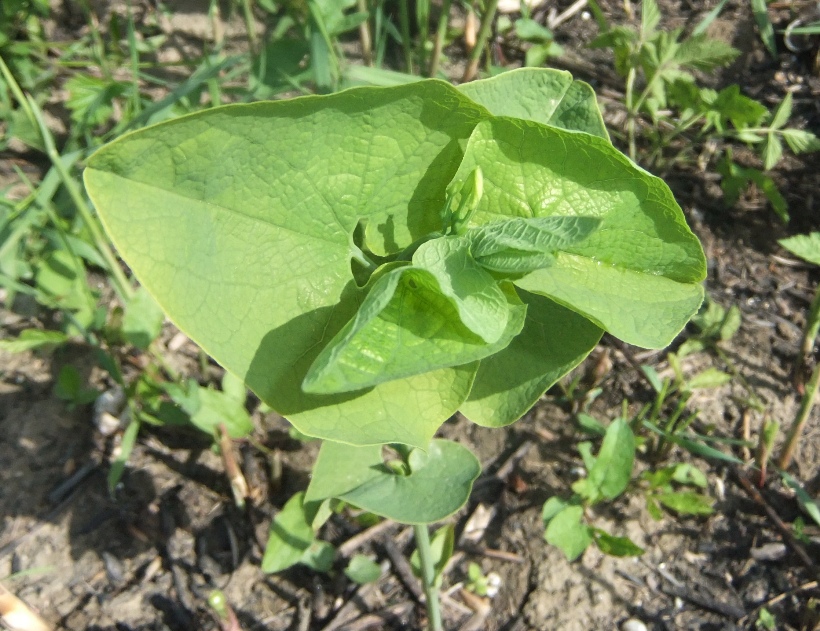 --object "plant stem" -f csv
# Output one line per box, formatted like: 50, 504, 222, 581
399, 0, 413, 73
417, 0, 431, 76
777, 360, 820, 471
428, 0, 452, 77
27, 96, 134, 302
239, 0, 259, 53
414, 524, 443, 631
799, 287, 820, 359
624, 66, 637, 161
461, 0, 498, 82
357, 0, 373, 65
